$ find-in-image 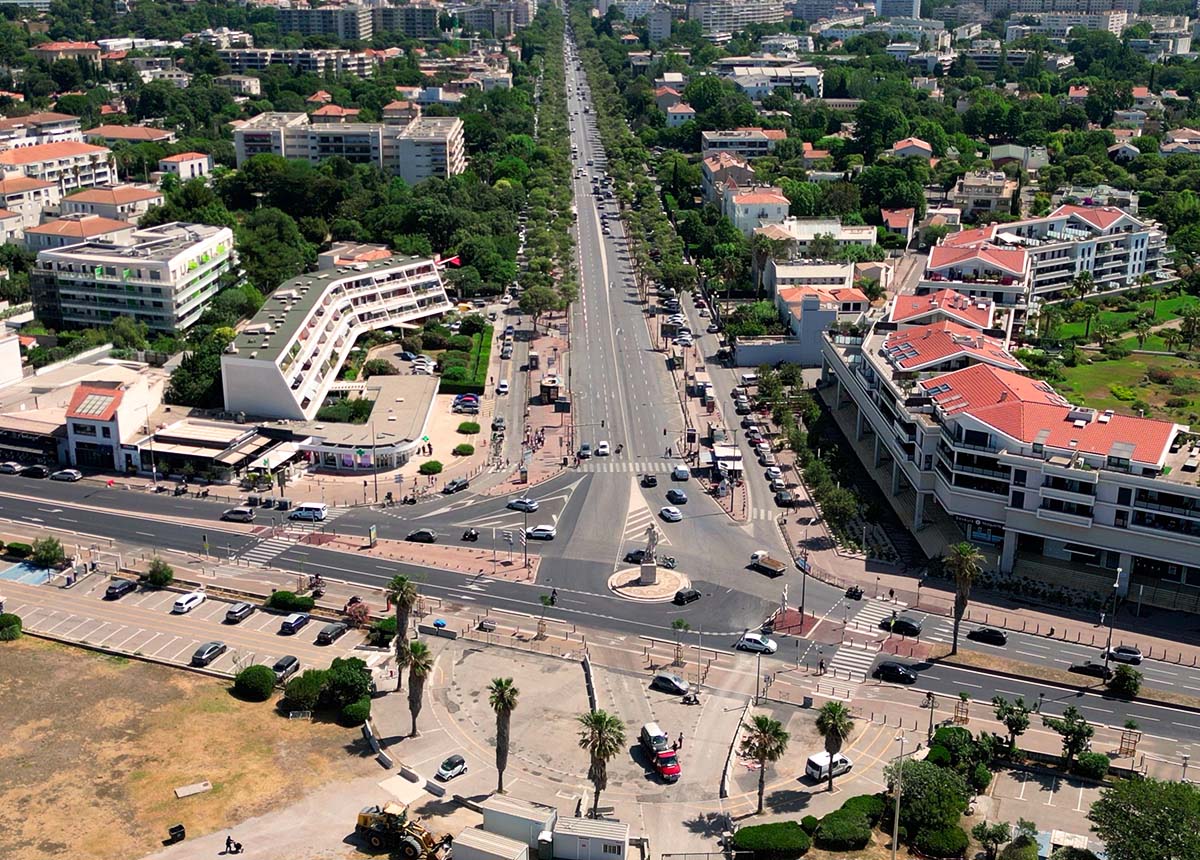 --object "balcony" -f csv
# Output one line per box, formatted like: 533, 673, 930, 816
1036, 504, 1093, 527
940, 429, 997, 454
1040, 484, 1096, 506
